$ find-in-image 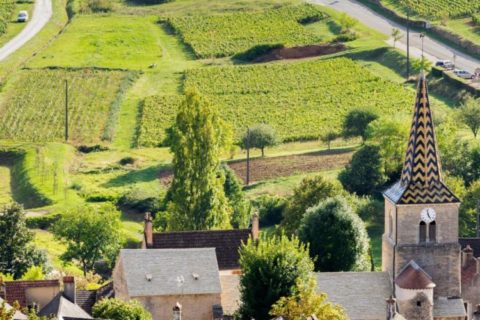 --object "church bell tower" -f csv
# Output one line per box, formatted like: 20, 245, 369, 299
382, 74, 461, 298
